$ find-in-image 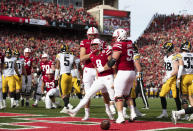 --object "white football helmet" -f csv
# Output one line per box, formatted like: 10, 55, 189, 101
42, 53, 49, 58
91, 38, 104, 50
24, 48, 31, 53
87, 27, 99, 35
113, 28, 127, 42
46, 69, 54, 74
